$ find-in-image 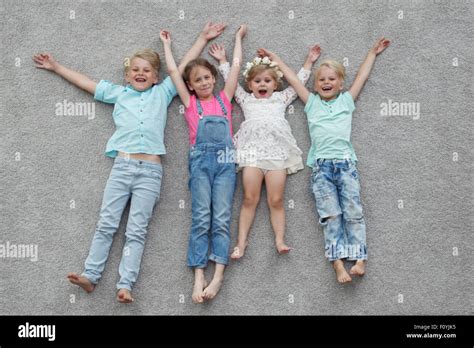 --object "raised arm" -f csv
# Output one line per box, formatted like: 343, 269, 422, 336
258, 47, 313, 104
160, 30, 191, 107
303, 44, 321, 71
177, 21, 226, 74
210, 42, 248, 105
222, 25, 247, 101
32, 53, 97, 95
348, 37, 390, 100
